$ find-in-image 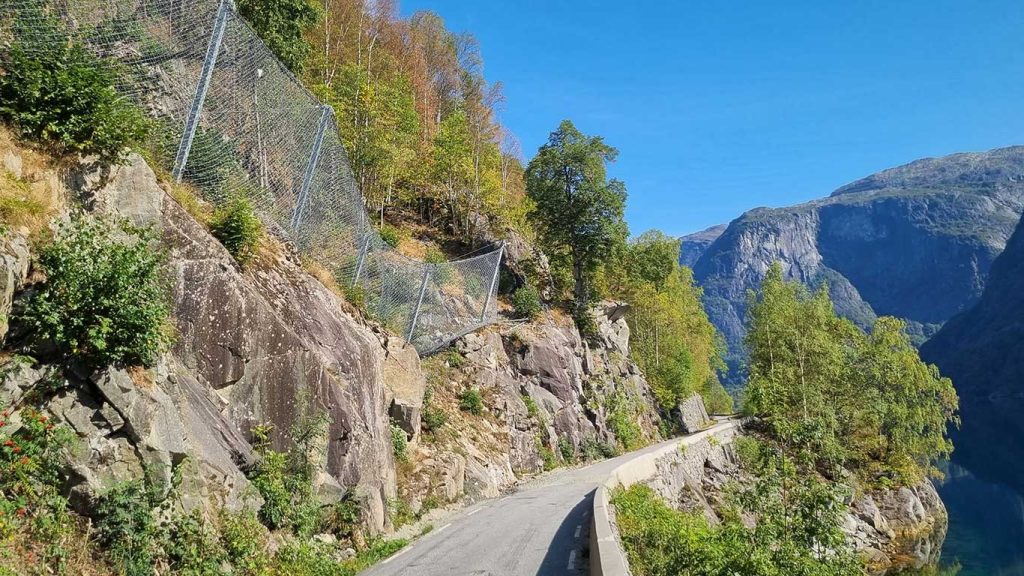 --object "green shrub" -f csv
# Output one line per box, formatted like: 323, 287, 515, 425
607, 392, 643, 451
210, 196, 263, 266
219, 511, 271, 576
274, 540, 344, 576
248, 412, 328, 537
19, 217, 171, 368
537, 441, 558, 471
95, 481, 159, 576
0, 407, 76, 571
734, 436, 767, 471
458, 388, 484, 416
558, 437, 574, 463
164, 509, 227, 575
390, 424, 408, 462
0, 33, 149, 163
422, 406, 447, 433
522, 394, 540, 420
379, 224, 401, 248
511, 284, 542, 319
445, 349, 465, 369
